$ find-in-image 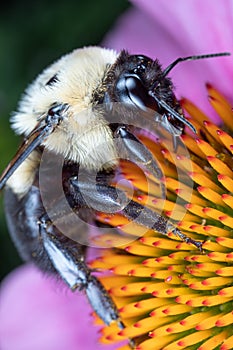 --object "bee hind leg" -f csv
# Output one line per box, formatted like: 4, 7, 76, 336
38, 215, 123, 327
